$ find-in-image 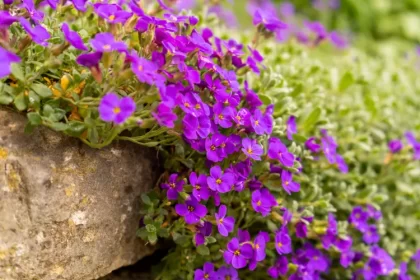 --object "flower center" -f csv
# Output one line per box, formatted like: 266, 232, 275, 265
313, 256, 319, 260
195, 184, 201, 190
138, 65, 143, 71
169, 182, 176, 189
211, 145, 216, 151
204, 274, 209, 279
255, 244, 260, 249
247, 148, 253, 154
113, 107, 121, 114
195, 103, 201, 109
109, 15, 115, 21
216, 179, 222, 184
257, 200, 261, 206
284, 181, 289, 186
277, 242, 283, 248
355, 213, 360, 219
218, 114, 224, 120
254, 120, 259, 125
235, 115, 241, 121
184, 102, 190, 108
234, 250, 240, 256
188, 205, 195, 212
103, 44, 111, 50
219, 218, 224, 224
220, 143, 226, 148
